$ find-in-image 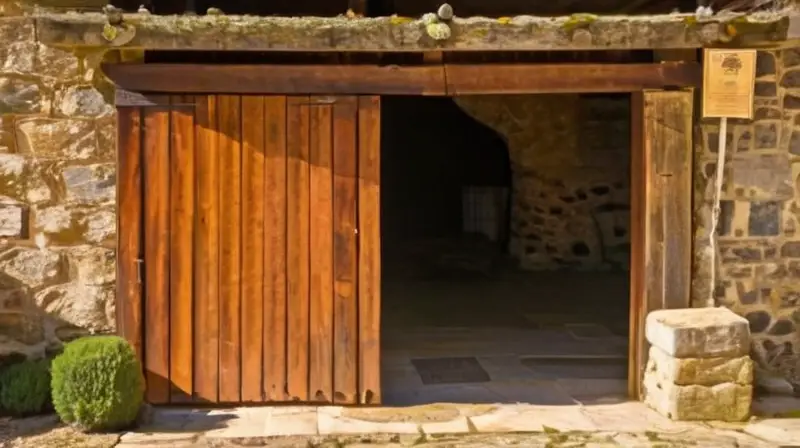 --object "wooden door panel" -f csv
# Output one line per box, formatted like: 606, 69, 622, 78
357, 96, 382, 405
263, 96, 289, 402
241, 96, 267, 403
142, 98, 171, 404
628, 89, 693, 399
116, 107, 143, 367
332, 97, 359, 404
168, 96, 195, 402
286, 96, 311, 402
193, 95, 221, 403
218, 95, 244, 403
118, 93, 381, 405
309, 99, 335, 403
